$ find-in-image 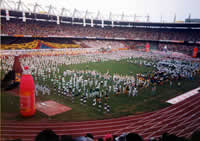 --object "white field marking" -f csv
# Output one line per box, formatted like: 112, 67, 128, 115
167, 87, 200, 104
40, 103, 46, 106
